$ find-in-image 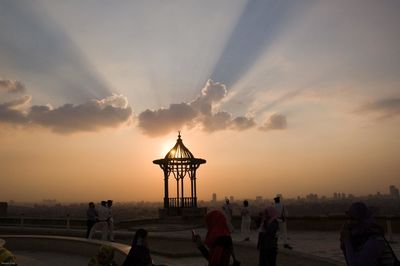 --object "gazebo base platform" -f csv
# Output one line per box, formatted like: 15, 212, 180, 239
159, 207, 207, 219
